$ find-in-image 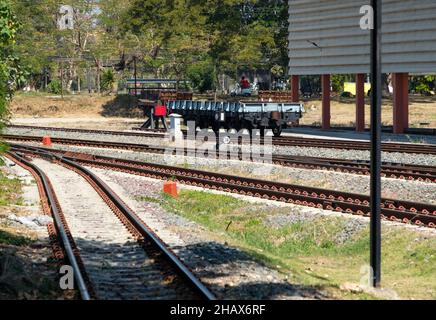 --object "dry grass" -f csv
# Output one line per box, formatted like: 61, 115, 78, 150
11, 94, 110, 117
8, 92, 436, 130
300, 95, 436, 128
10, 93, 142, 119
